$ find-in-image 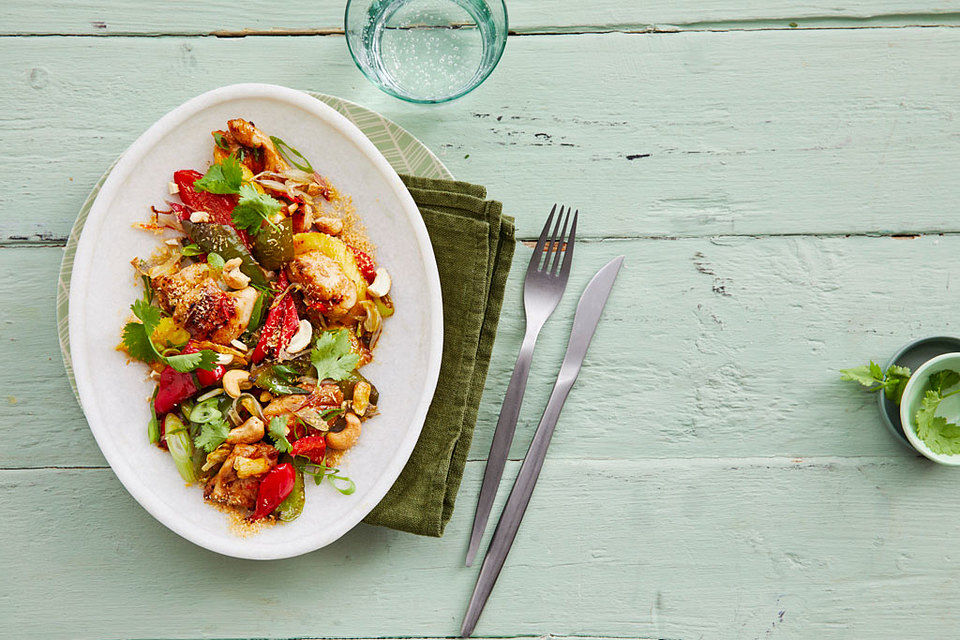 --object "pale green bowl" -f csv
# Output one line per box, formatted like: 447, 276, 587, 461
899, 352, 960, 466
